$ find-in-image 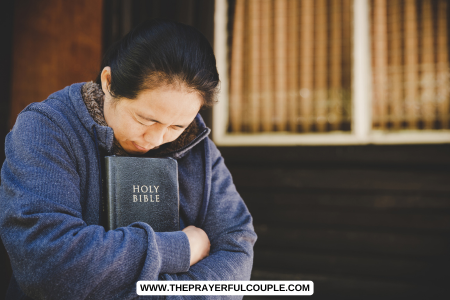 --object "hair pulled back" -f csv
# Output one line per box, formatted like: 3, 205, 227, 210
95, 19, 219, 107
